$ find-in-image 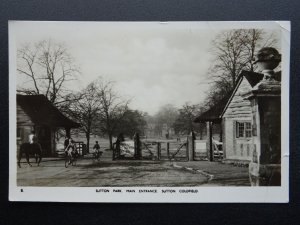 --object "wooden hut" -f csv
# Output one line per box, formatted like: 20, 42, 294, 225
195, 68, 281, 164
220, 70, 265, 164
17, 94, 80, 156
